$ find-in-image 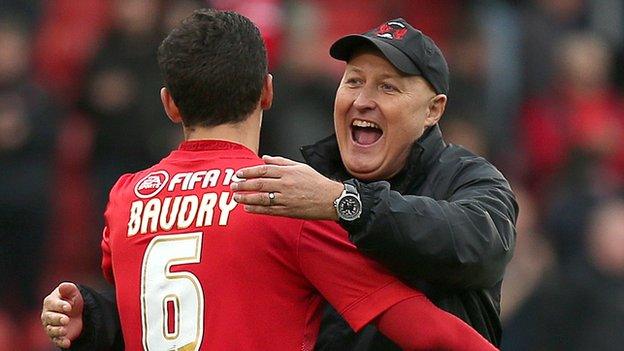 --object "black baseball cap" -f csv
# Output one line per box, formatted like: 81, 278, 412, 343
330, 18, 449, 95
